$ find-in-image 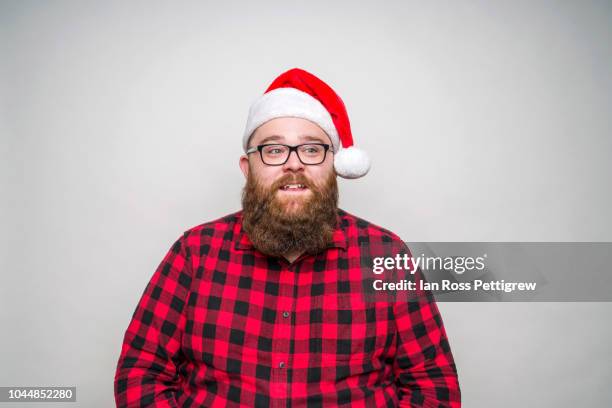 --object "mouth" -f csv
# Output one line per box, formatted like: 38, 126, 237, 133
279, 183, 308, 192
